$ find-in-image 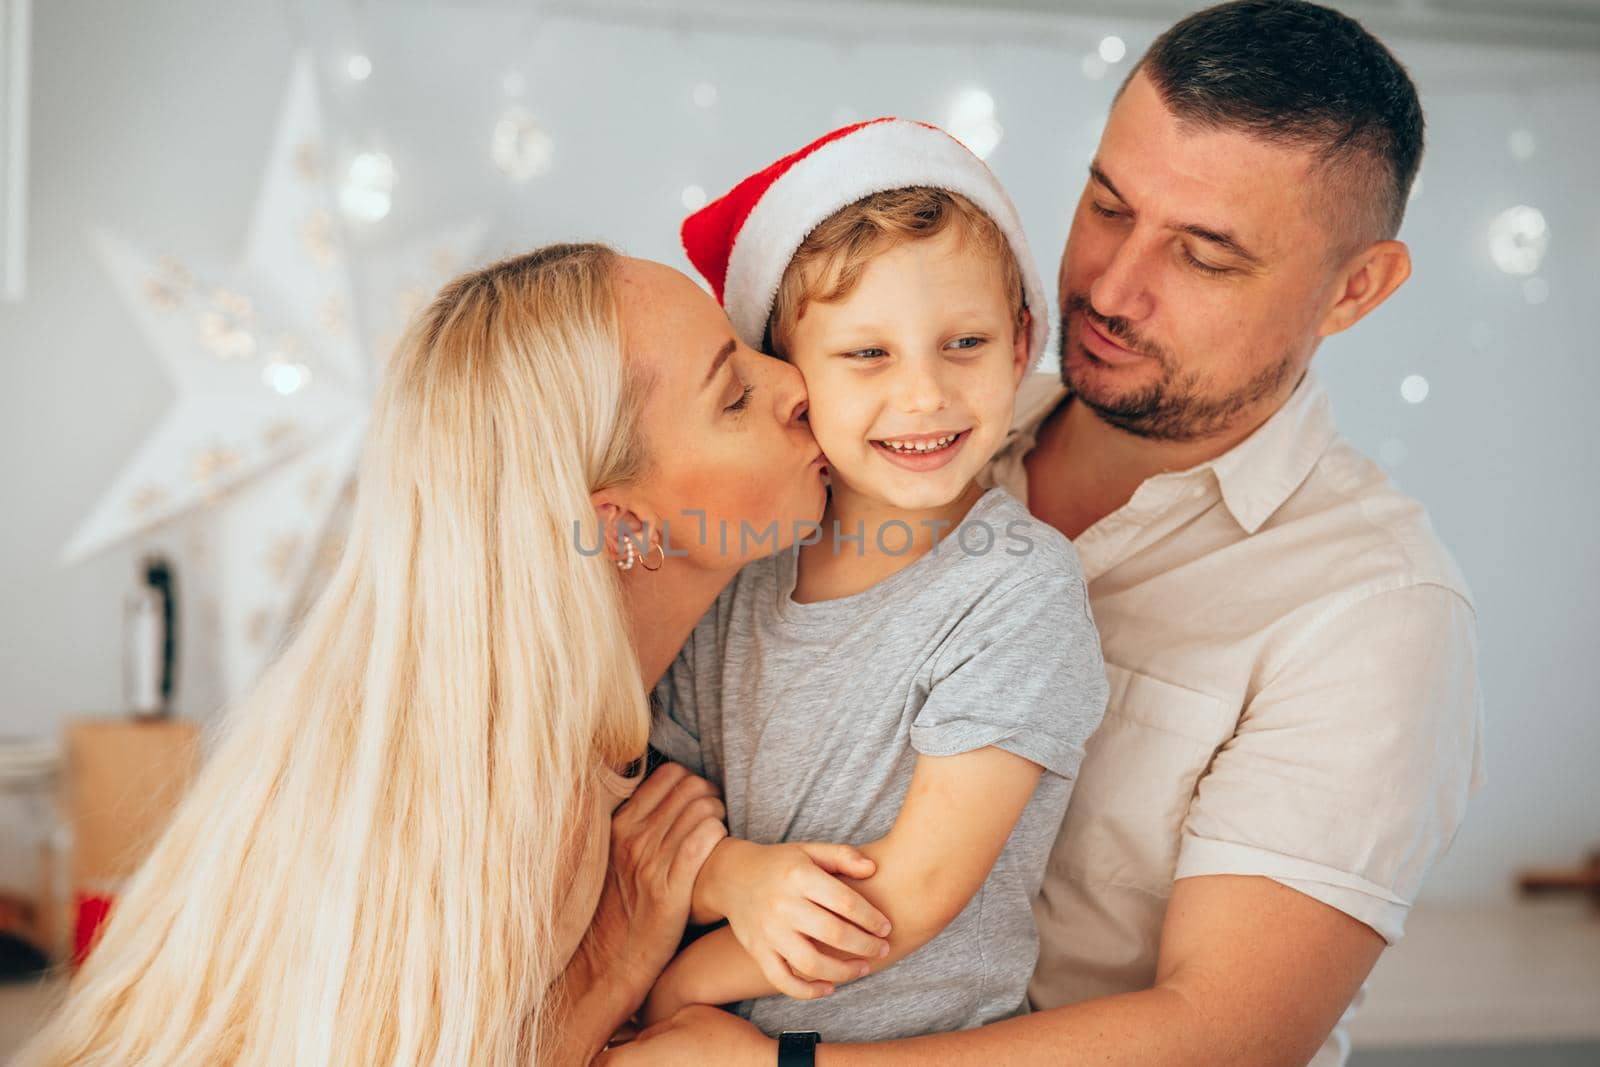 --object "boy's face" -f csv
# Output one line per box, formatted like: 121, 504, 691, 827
784, 226, 1029, 514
